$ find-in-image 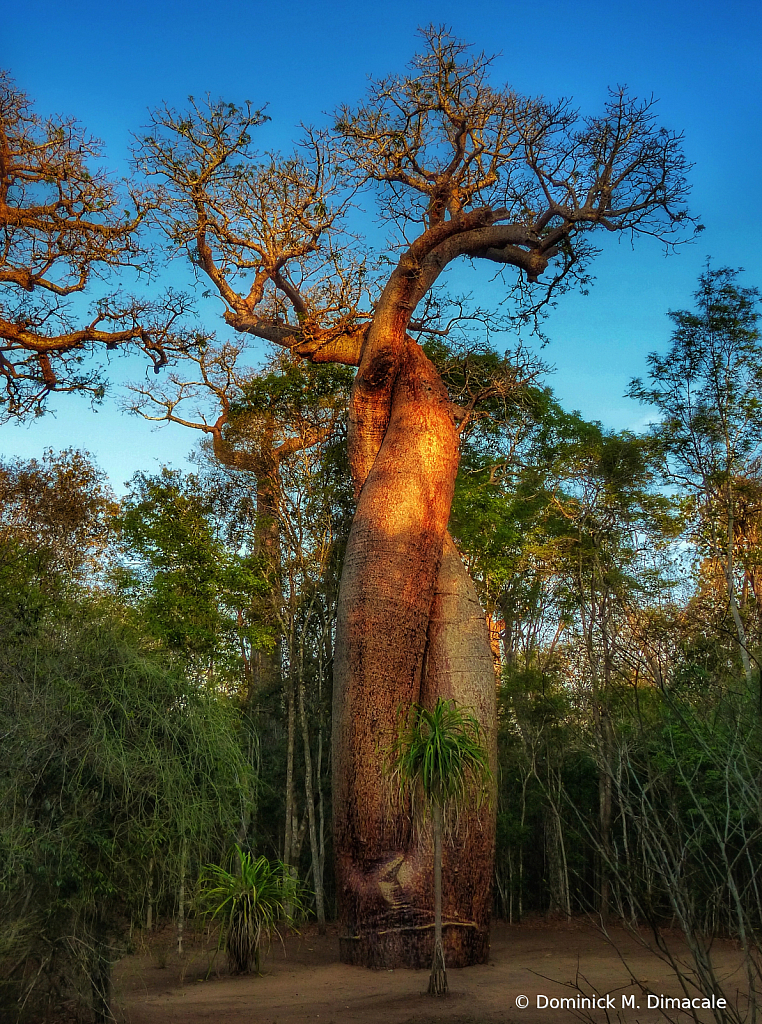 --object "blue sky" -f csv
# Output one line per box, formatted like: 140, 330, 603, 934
3, 0, 760, 490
